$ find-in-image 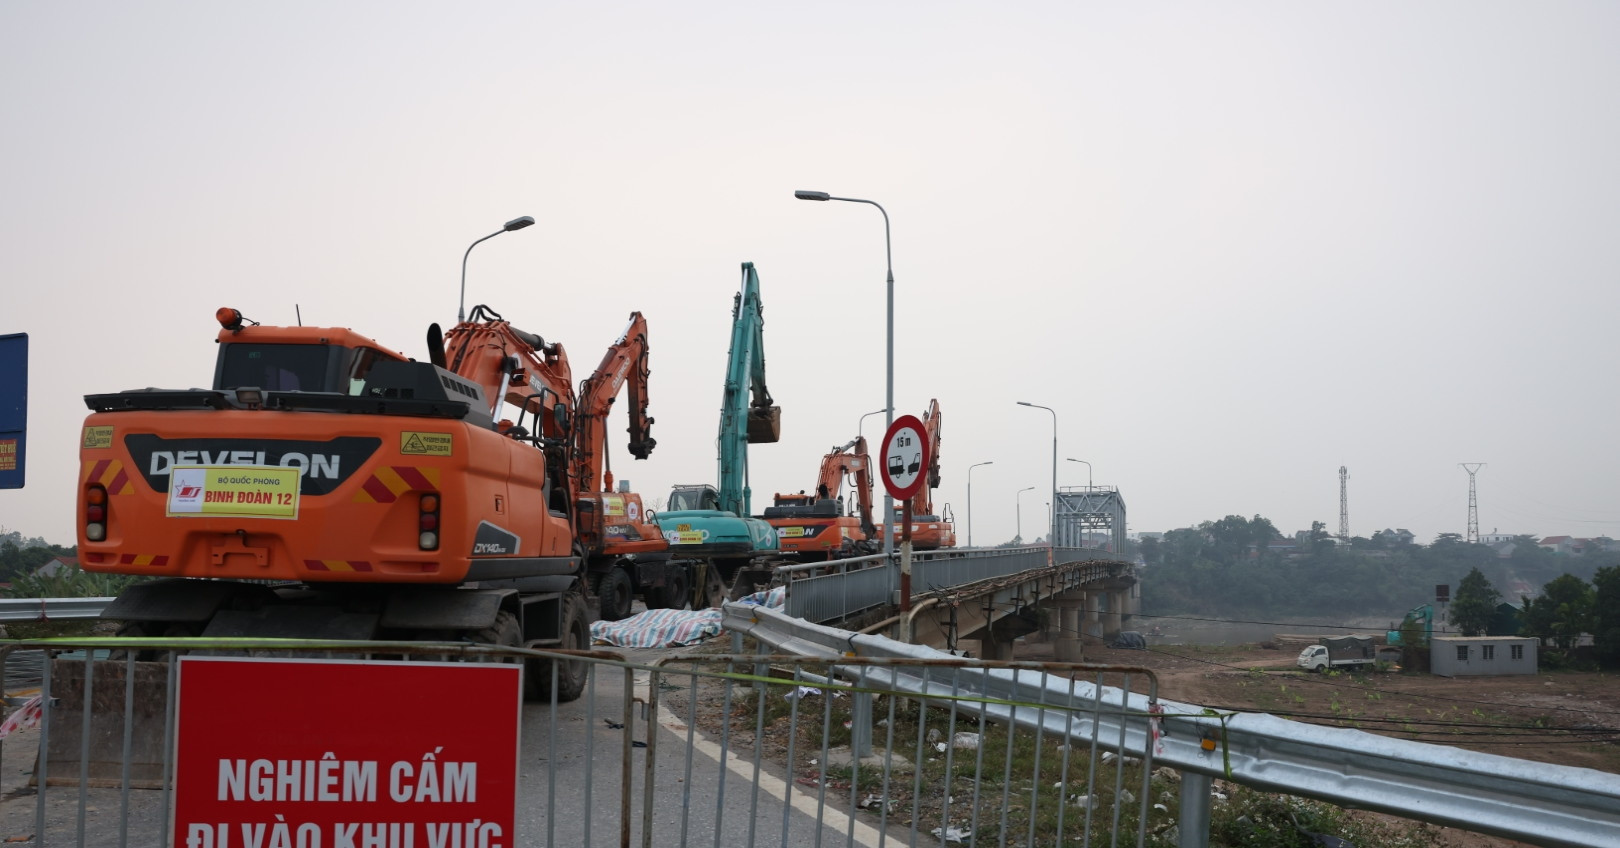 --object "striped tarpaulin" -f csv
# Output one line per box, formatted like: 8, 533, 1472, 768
590, 587, 784, 648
